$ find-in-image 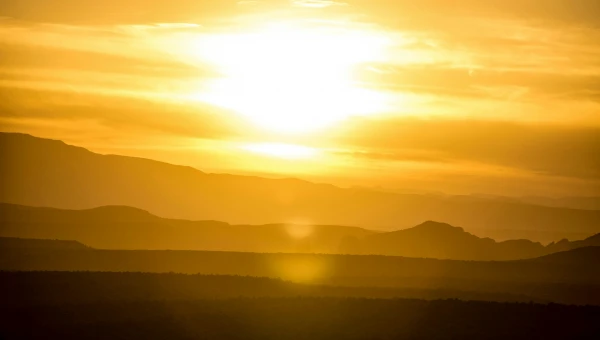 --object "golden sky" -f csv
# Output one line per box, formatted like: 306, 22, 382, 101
1, 0, 599, 196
